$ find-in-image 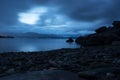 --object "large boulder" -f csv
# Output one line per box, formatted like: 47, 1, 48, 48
75, 33, 120, 46
66, 37, 74, 43
95, 26, 107, 33
111, 28, 120, 36
112, 21, 120, 28
75, 21, 120, 46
